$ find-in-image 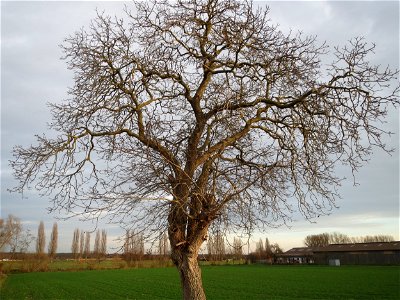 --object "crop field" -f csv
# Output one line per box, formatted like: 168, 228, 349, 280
1, 265, 399, 299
